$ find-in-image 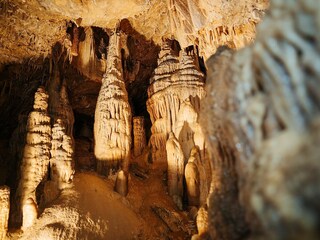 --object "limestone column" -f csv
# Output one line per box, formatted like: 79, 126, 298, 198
94, 29, 132, 176
0, 186, 9, 240
133, 116, 146, 157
